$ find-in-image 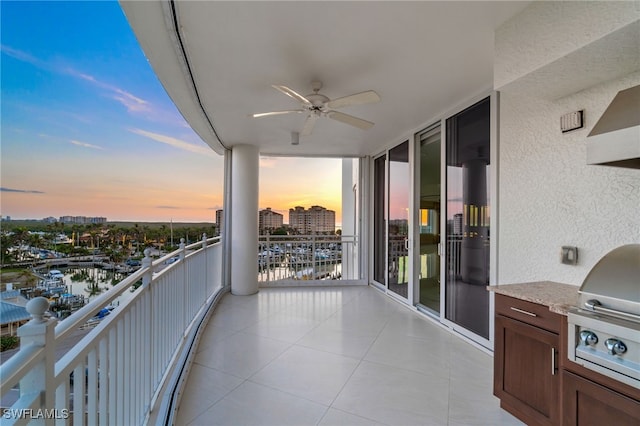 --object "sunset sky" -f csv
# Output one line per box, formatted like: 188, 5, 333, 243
1, 1, 342, 224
